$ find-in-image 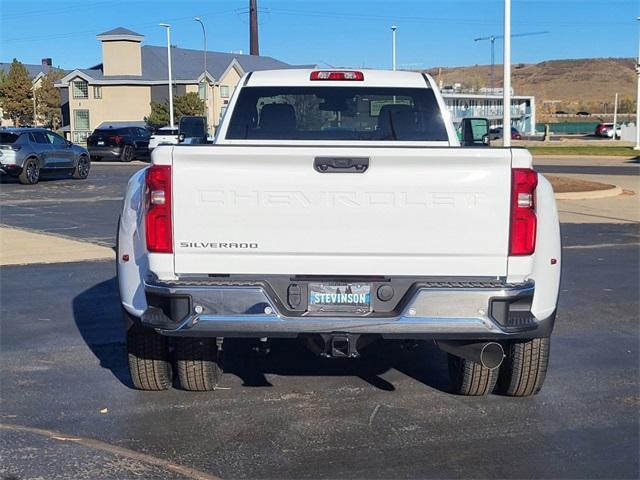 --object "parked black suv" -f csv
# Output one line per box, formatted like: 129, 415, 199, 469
86, 126, 151, 162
